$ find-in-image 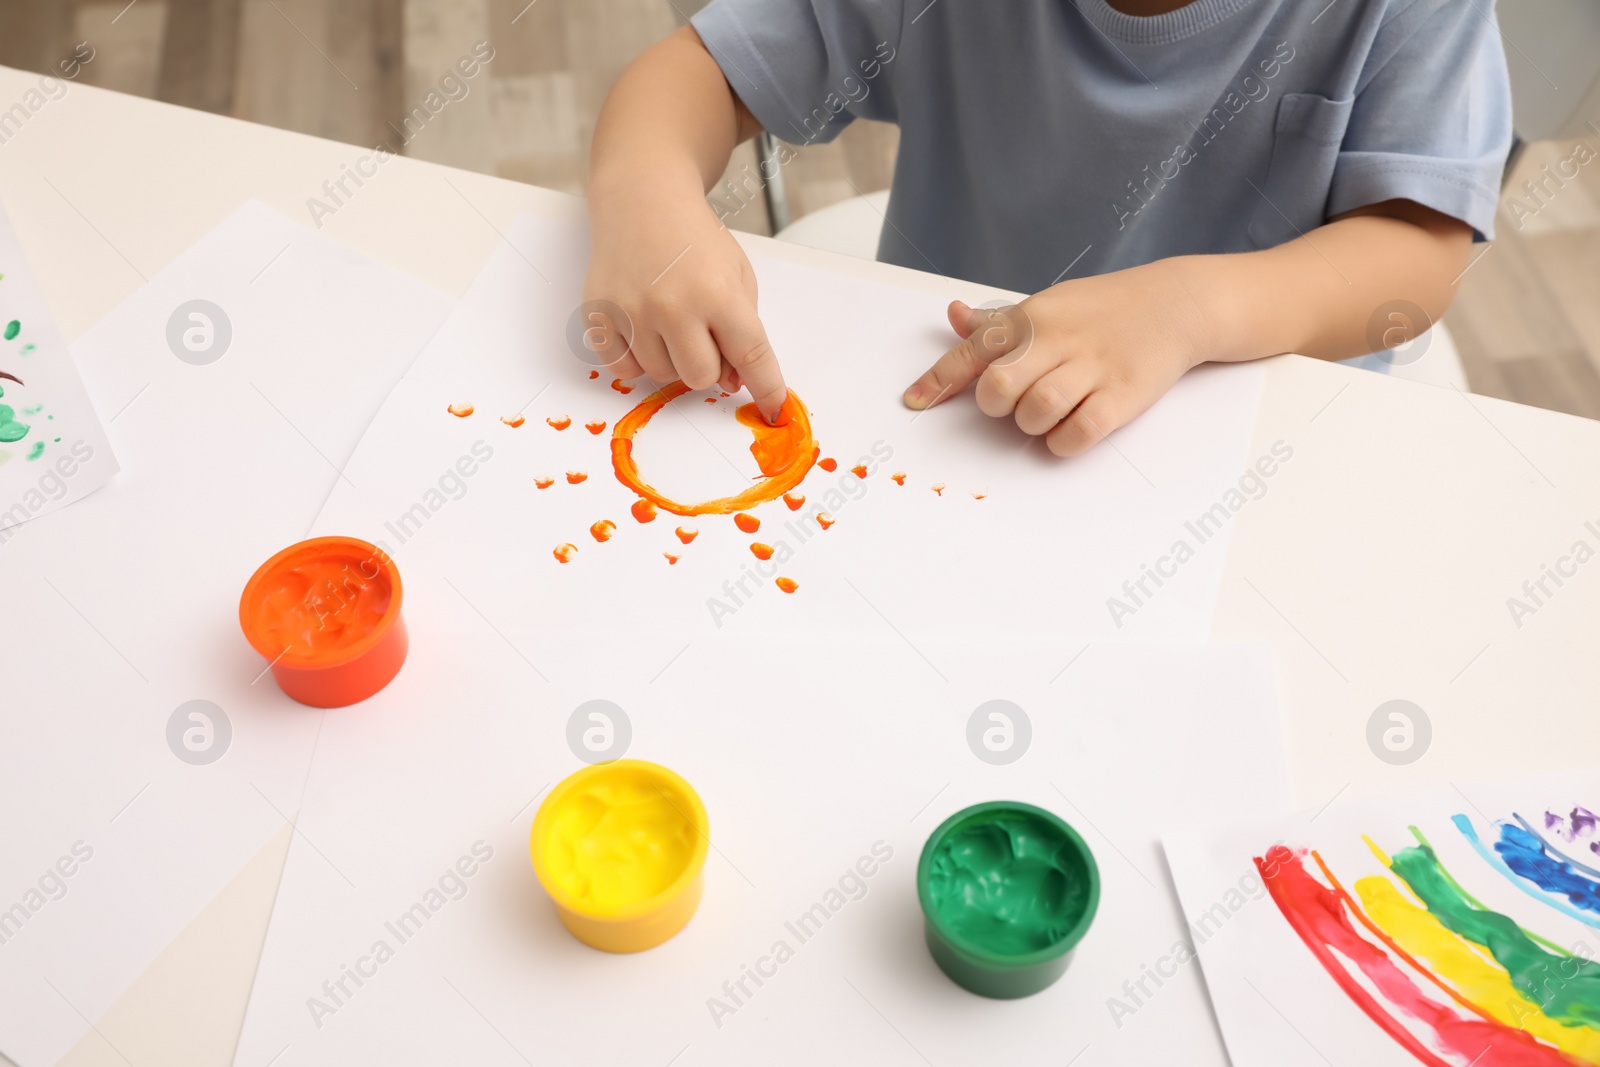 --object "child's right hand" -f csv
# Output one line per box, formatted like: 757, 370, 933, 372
583, 192, 789, 423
